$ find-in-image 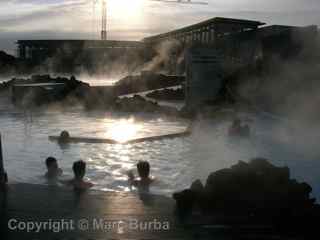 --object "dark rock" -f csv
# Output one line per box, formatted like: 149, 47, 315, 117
190, 179, 204, 193
10, 74, 90, 107
146, 88, 185, 101
115, 72, 185, 96
173, 189, 197, 220
115, 95, 179, 115
173, 158, 320, 233
83, 86, 116, 110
